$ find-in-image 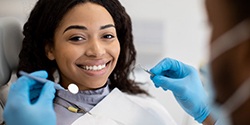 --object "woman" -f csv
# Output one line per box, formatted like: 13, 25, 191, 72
16, 0, 176, 124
